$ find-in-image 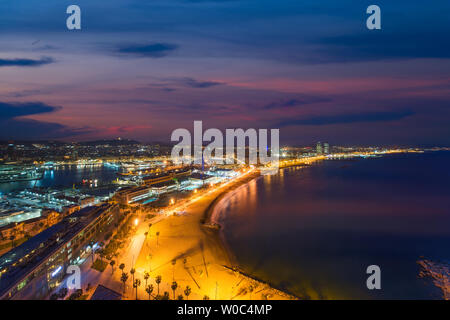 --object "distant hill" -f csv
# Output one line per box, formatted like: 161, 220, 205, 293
78, 139, 141, 146
0, 138, 142, 146
0, 140, 67, 146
